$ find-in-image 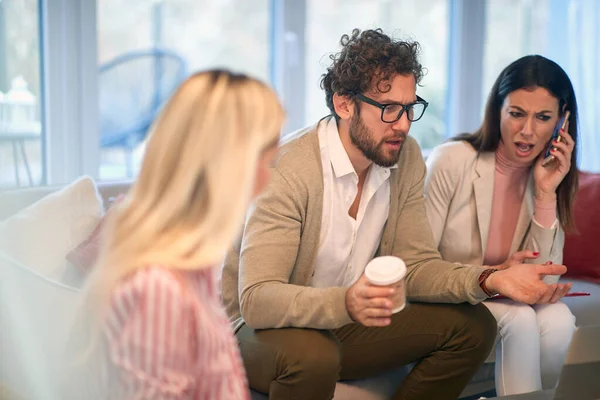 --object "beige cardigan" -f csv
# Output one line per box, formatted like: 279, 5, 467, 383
424, 141, 563, 279
222, 120, 489, 333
